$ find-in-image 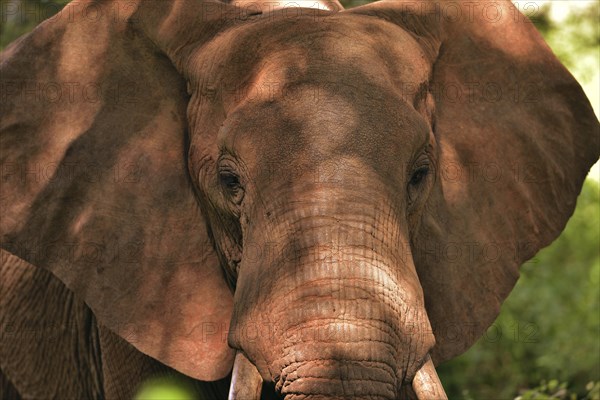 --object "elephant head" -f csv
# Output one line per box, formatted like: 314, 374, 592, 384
1, 0, 598, 398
